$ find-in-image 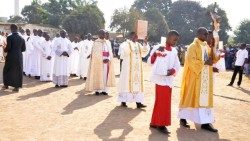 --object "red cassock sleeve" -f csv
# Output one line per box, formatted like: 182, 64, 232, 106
151, 53, 157, 64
